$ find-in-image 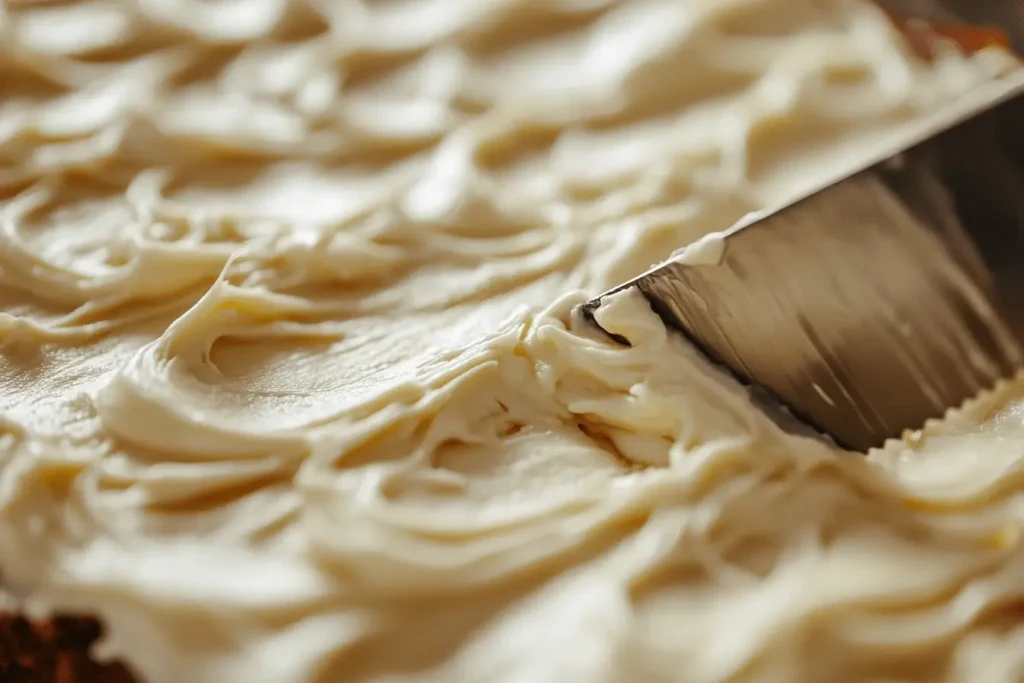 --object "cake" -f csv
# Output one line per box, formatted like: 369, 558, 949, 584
0, 613, 133, 682
2, 1, 1024, 682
